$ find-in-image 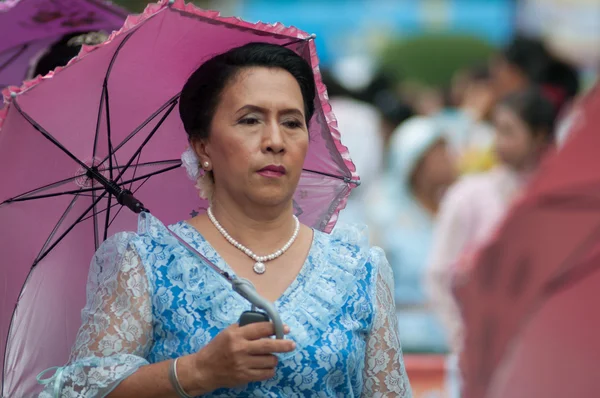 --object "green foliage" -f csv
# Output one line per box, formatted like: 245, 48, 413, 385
380, 34, 497, 88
